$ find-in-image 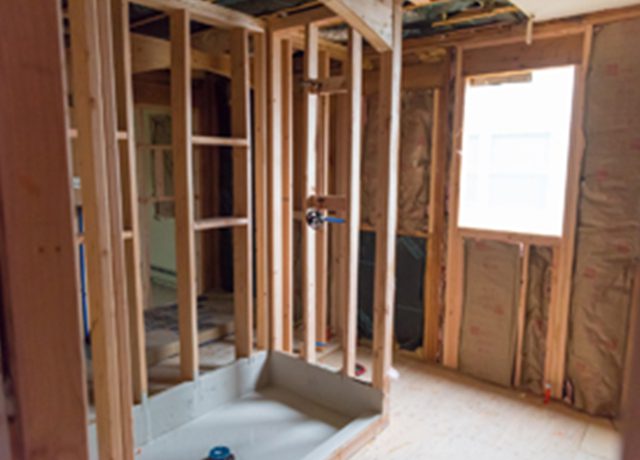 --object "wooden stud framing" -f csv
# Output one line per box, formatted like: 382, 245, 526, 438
112, 0, 148, 404
302, 23, 320, 363
514, 243, 531, 386
171, 9, 199, 380
544, 27, 593, 398
423, 51, 450, 362
316, 50, 332, 345
372, 0, 403, 394
442, 47, 466, 369
0, 1, 89, 456
69, 0, 134, 456
230, 28, 254, 358
268, 31, 284, 351
341, 29, 363, 377
252, 32, 270, 350
330, 93, 349, 341
282, 38, 295, 353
